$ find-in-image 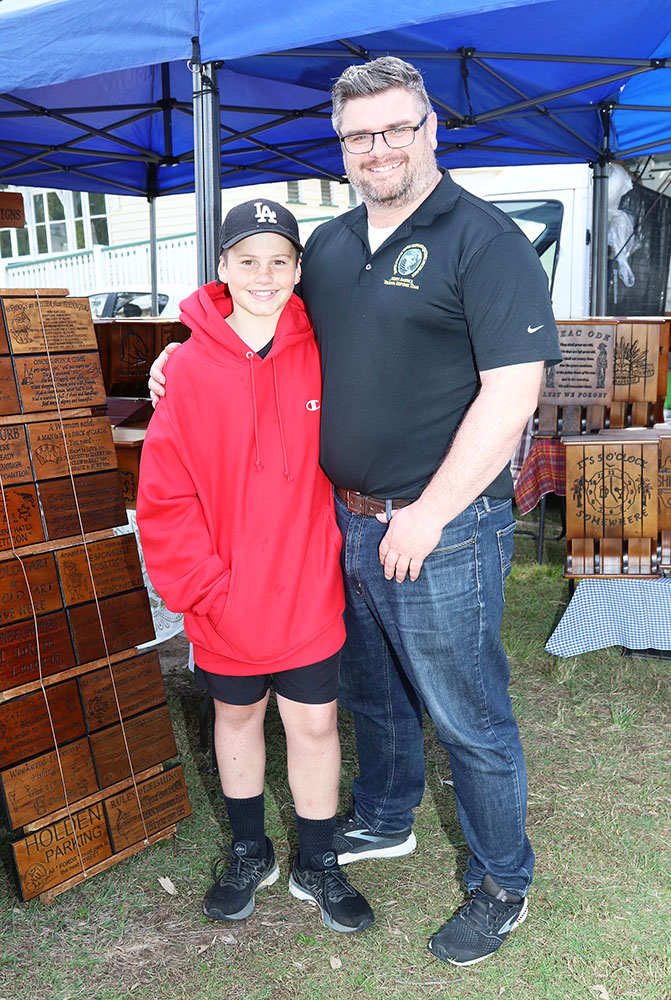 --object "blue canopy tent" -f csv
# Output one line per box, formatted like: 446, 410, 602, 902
0, 0, 670, 305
